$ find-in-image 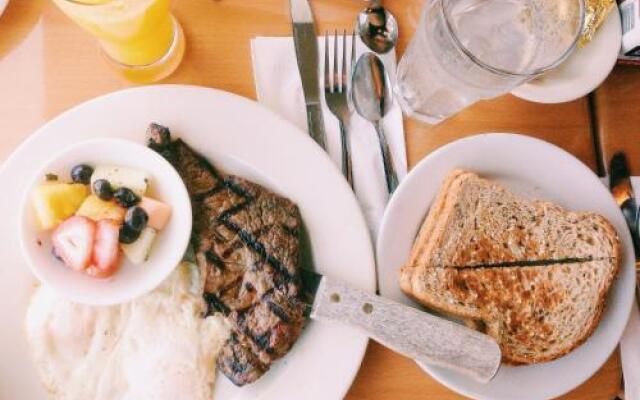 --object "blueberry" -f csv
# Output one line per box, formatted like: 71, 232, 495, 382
51, 247, 63, 262
70, 164, 93, 184
119, 225, 140, 244
125, 206, 148, 232
92, 179, 113, 200
113, 187, 140, 208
